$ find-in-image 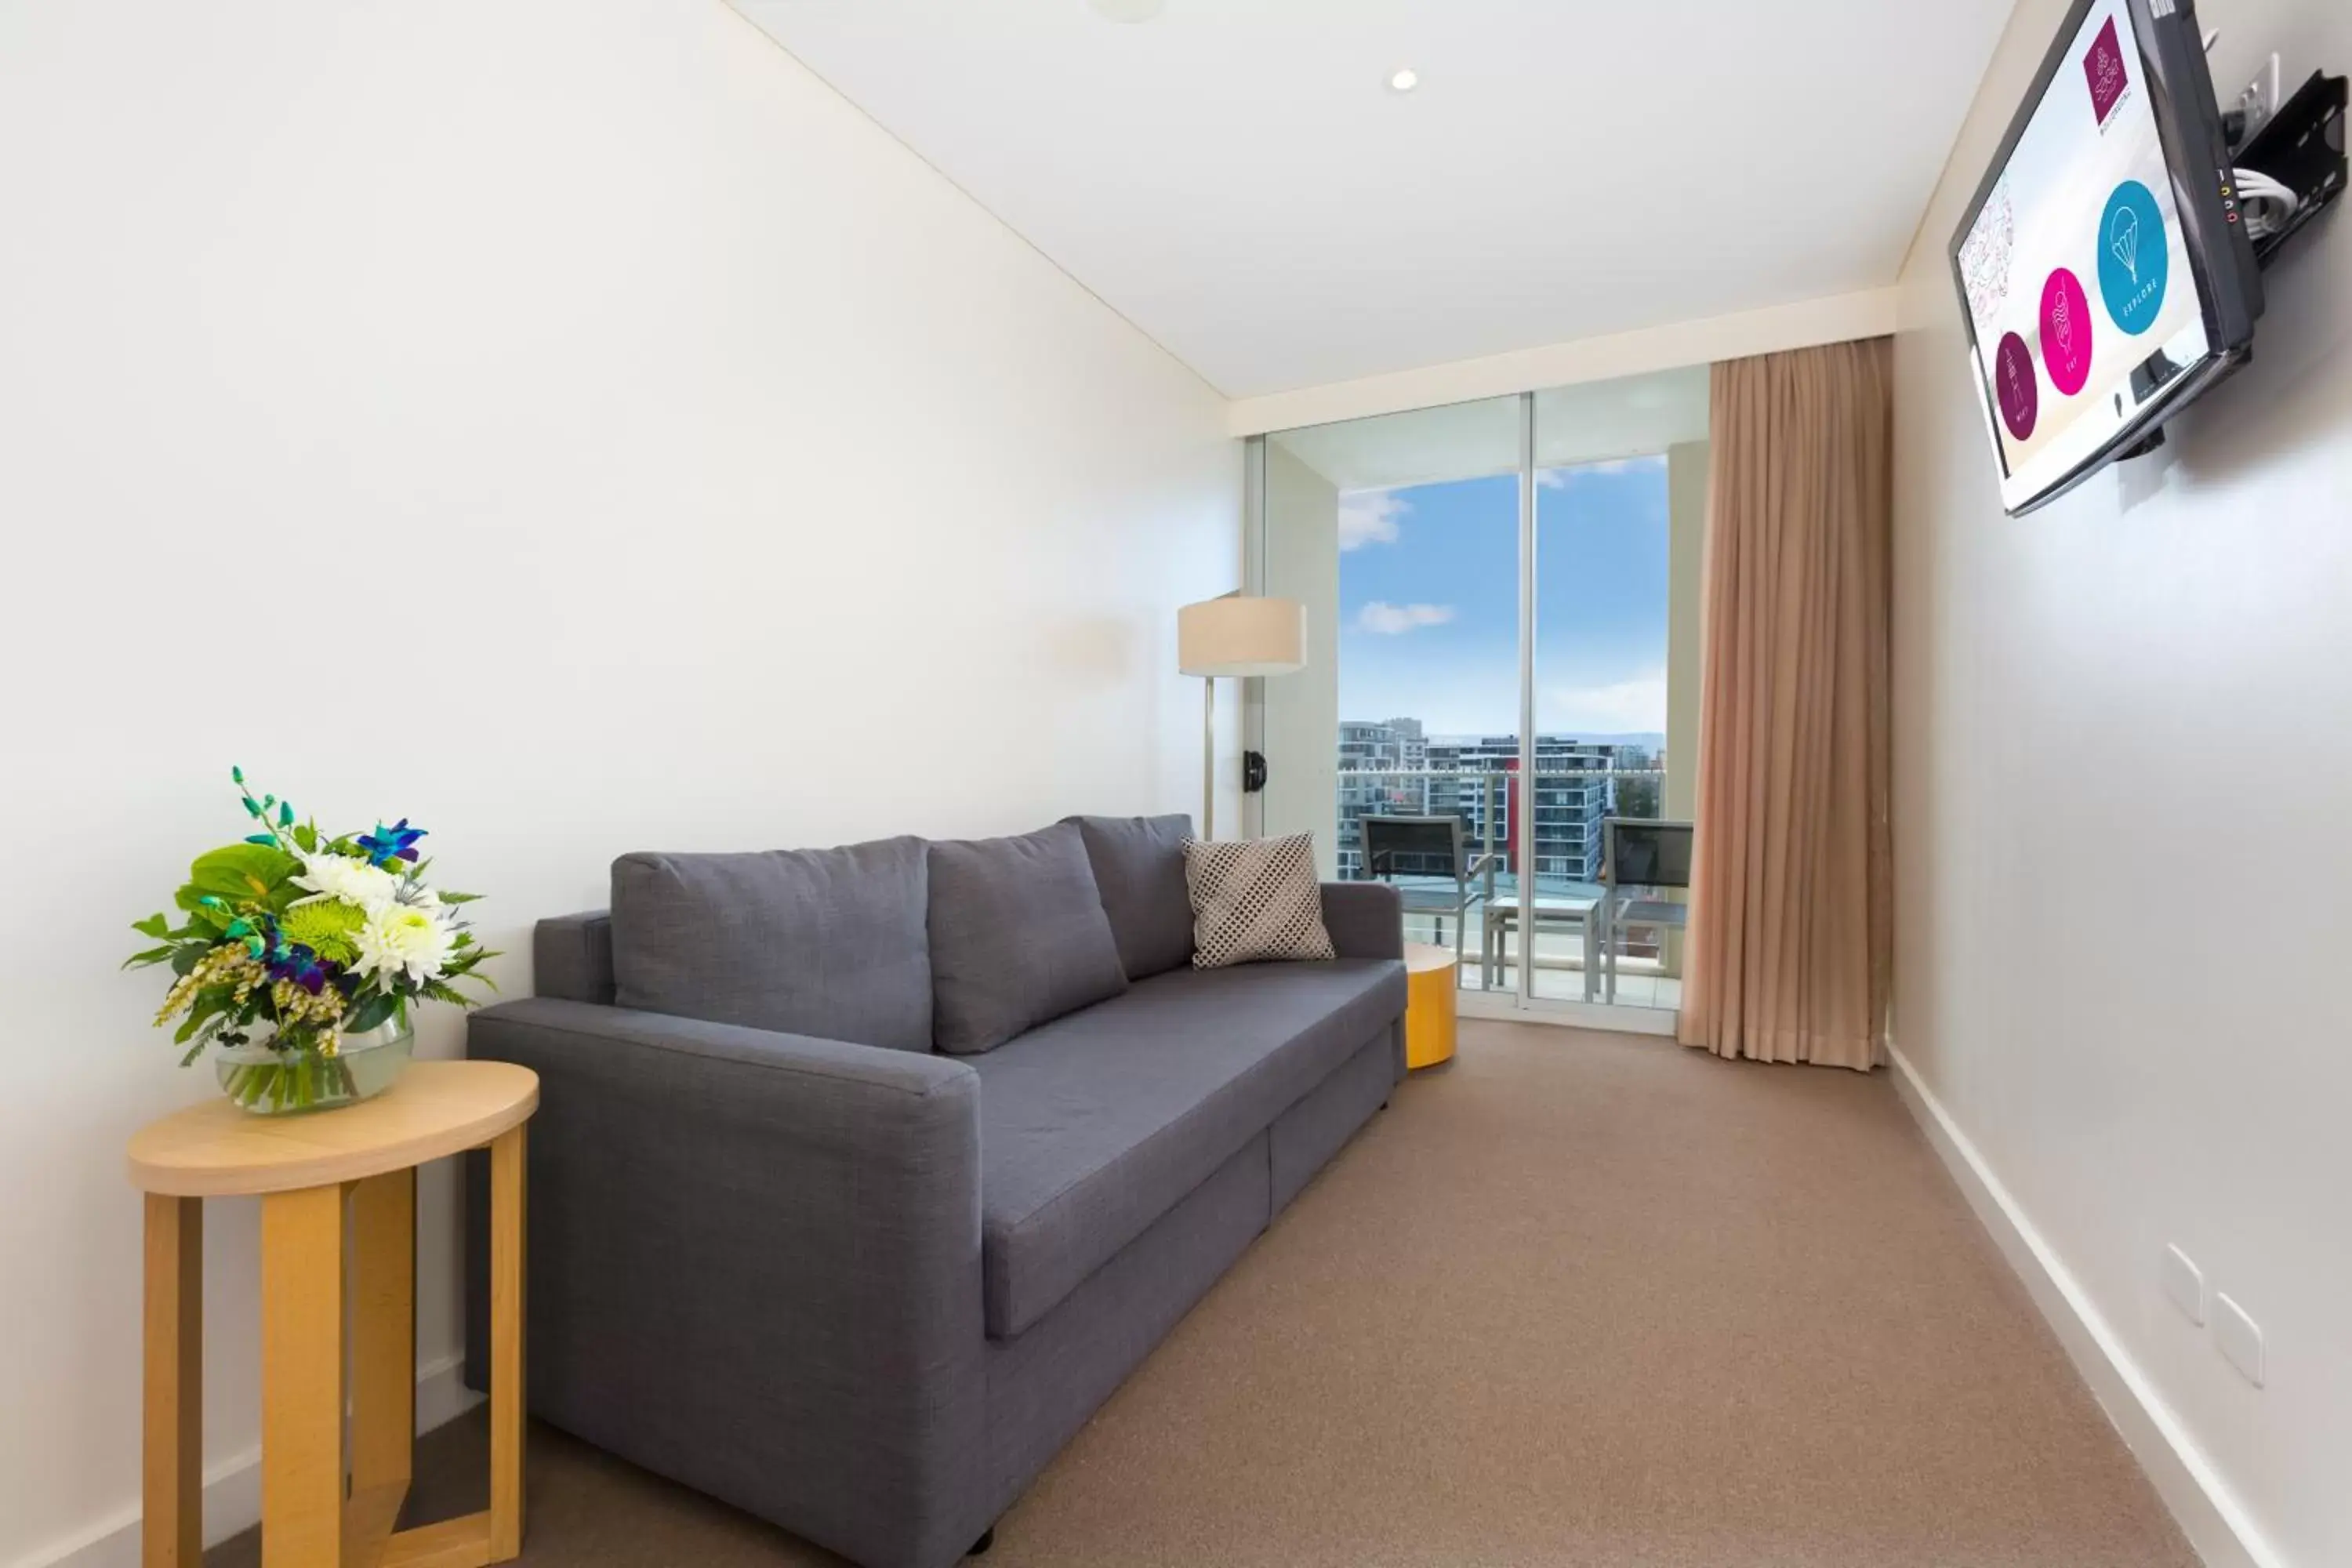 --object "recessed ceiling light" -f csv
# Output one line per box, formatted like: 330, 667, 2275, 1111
1388, 68, 1420, 93
1089, 0, 1165, 21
